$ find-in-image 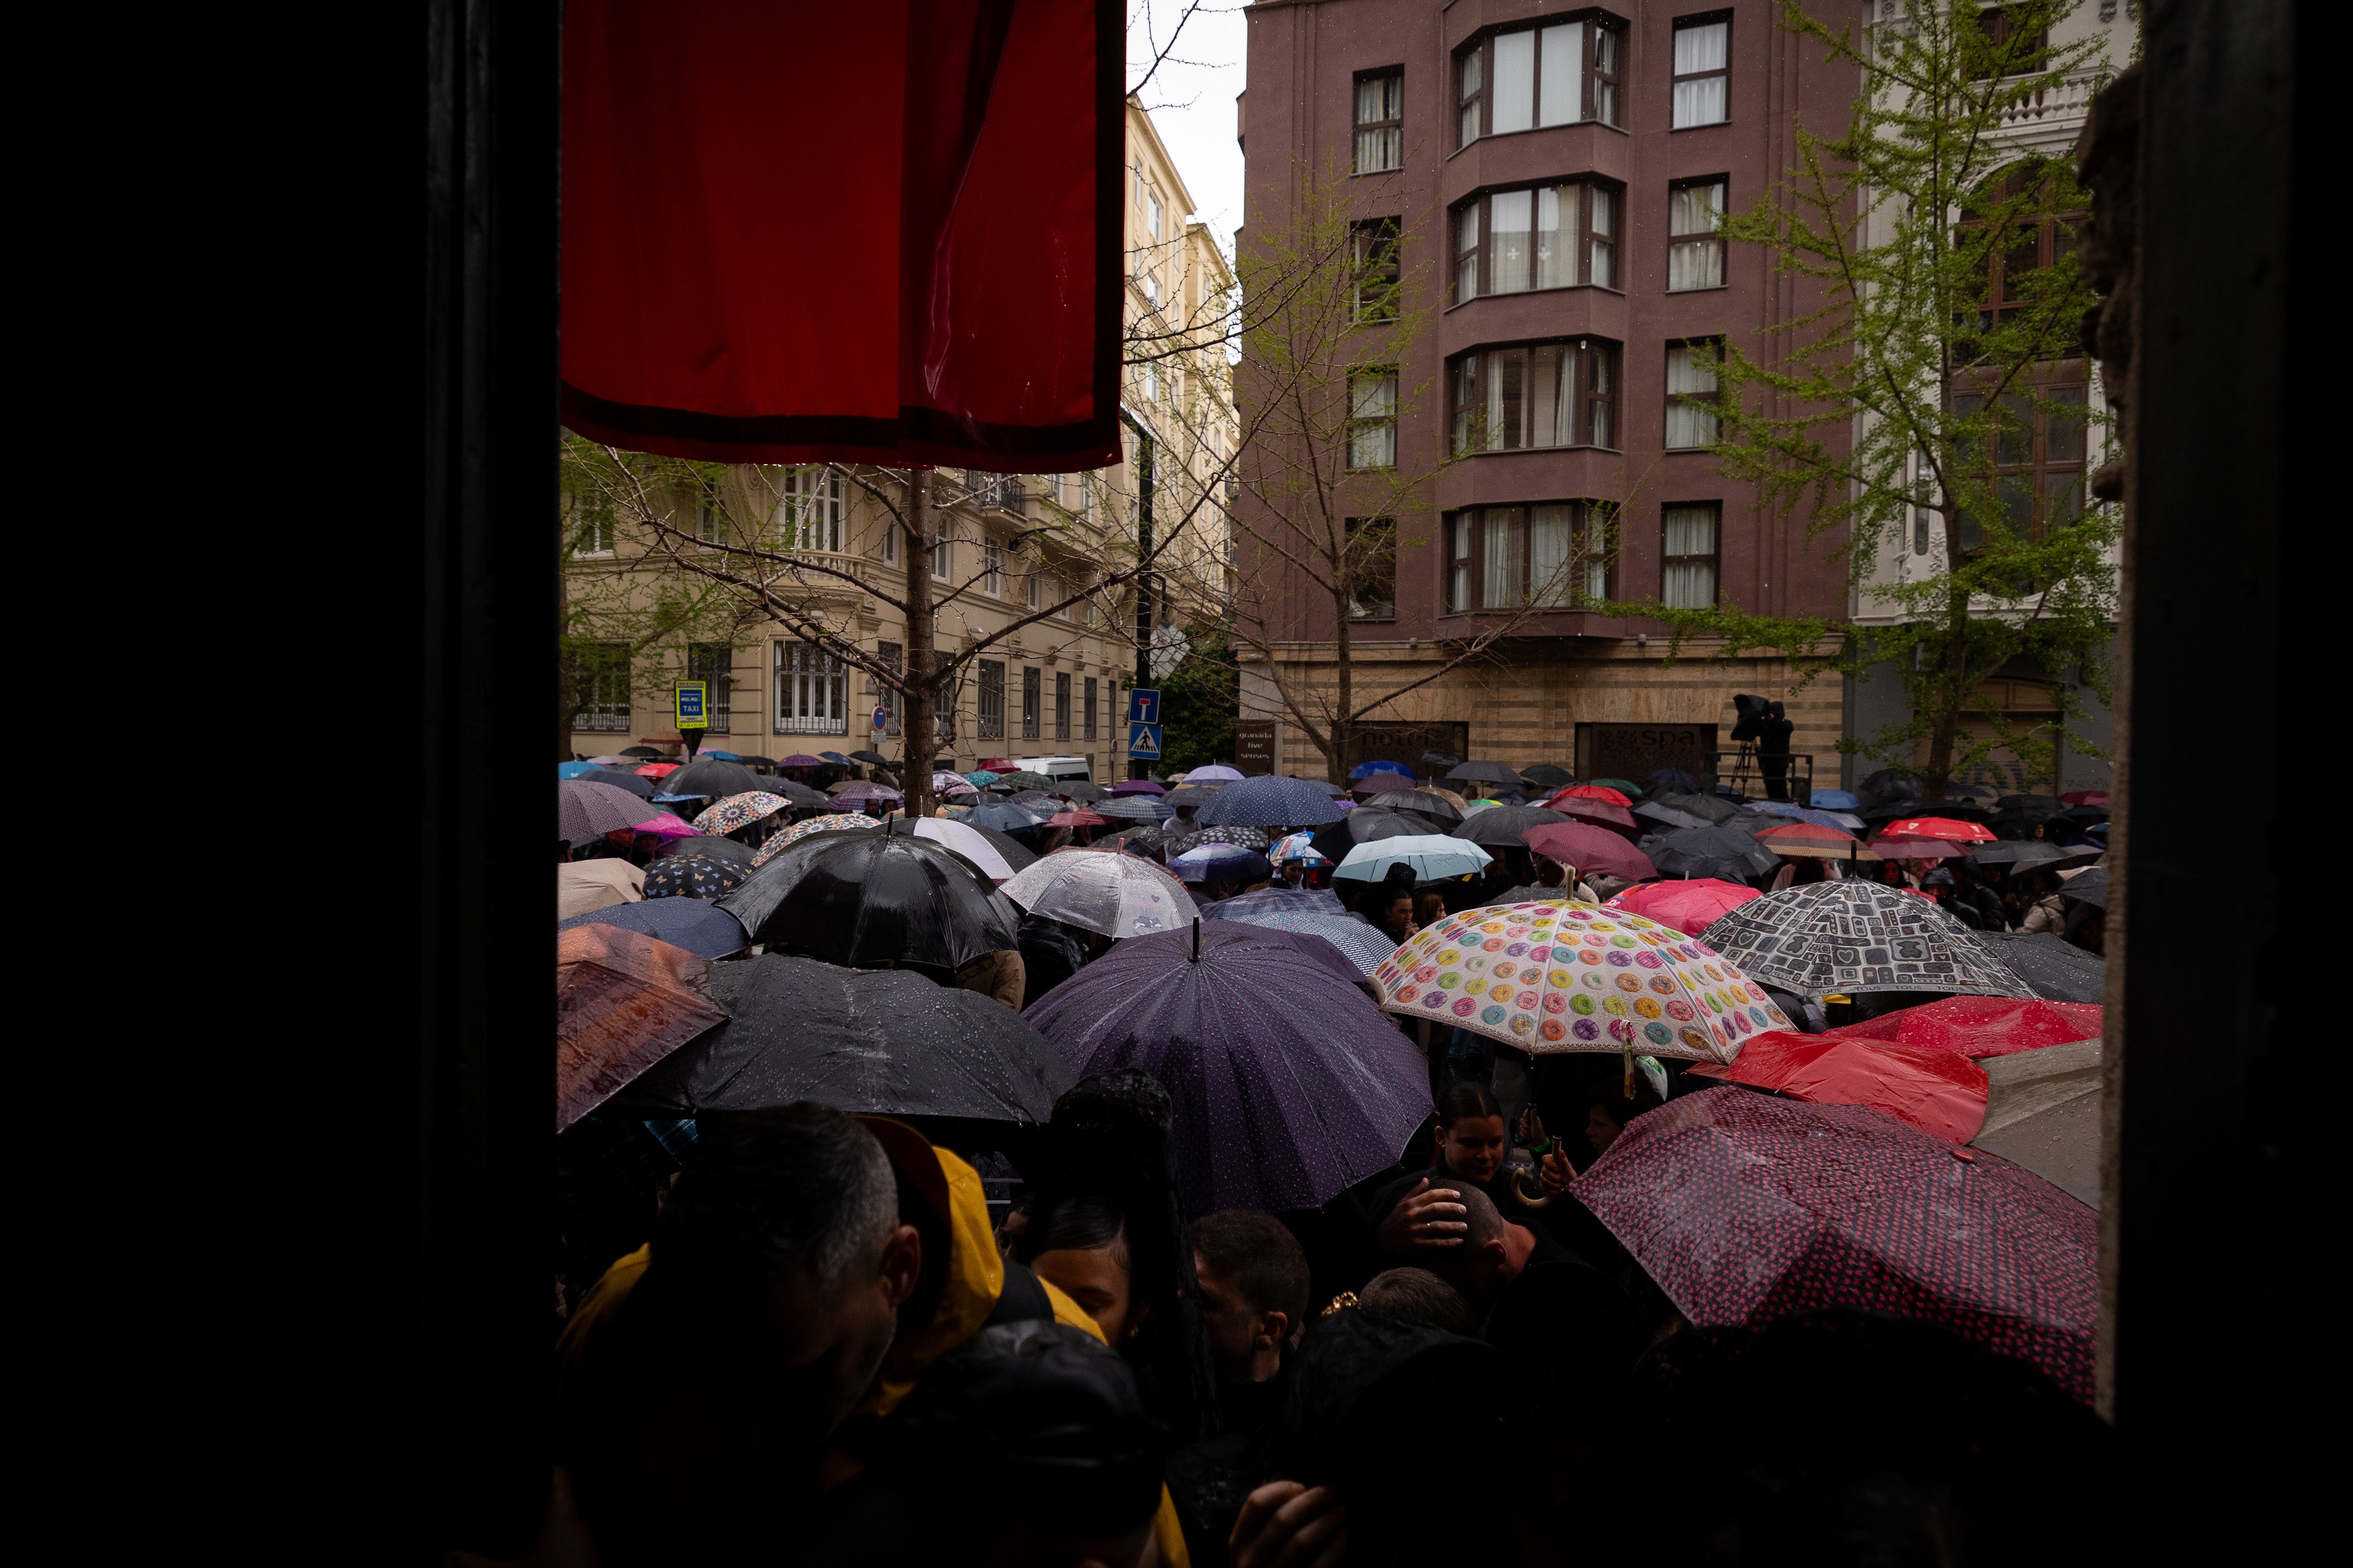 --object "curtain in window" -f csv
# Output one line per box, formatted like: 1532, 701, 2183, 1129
1493, 30, 1535, 132
1354, 75, 1401, 172
1534, 186, 1570, 289
1451, 516, 1474, 610
1668, 184, 1724, 291
1661, 507, 1718, 609
1665, 344, 1719, 448
1581, 508, 1612, 600
1587, 348, 1613, 448
1351, 372, 1397, 468
1671, 23, 1729, 127
1459, 49, 1482, 146
1539, 24, 1581, 125
1455, 205, 1480, 302
1529, 505, 1574, 606
1482, 508, 1524, 608
1588, 189, 1615, 288
1489, 189, 1532, 293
